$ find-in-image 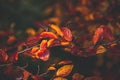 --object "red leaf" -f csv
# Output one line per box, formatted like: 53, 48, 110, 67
61, 27, 72, 41
92, 25, 114, 45
37, 49, 50, 61
8, 52, 18, 62
0, 49, 8, 62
